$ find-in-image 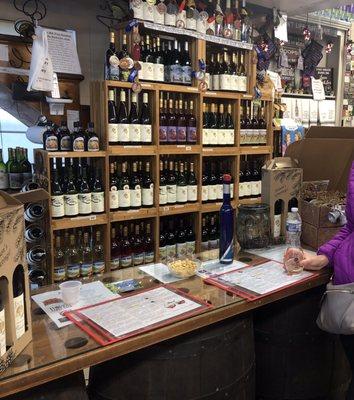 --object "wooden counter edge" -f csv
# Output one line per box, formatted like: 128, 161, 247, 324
0, 271, 330, 398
